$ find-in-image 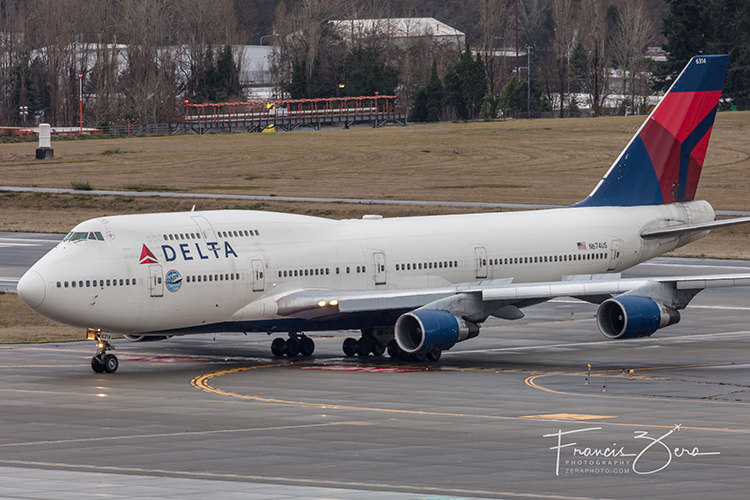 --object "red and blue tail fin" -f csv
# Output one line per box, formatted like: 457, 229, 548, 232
576, 55, 729, 207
